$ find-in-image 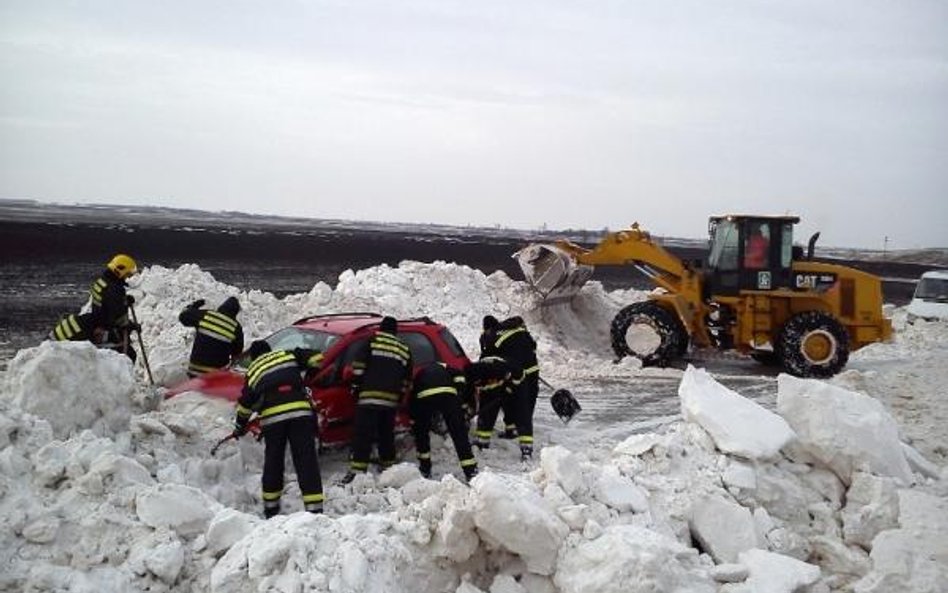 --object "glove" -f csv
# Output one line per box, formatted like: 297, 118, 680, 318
190, 298, 206, 309
126, 295, 135, 305
233, 416, 249, 437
